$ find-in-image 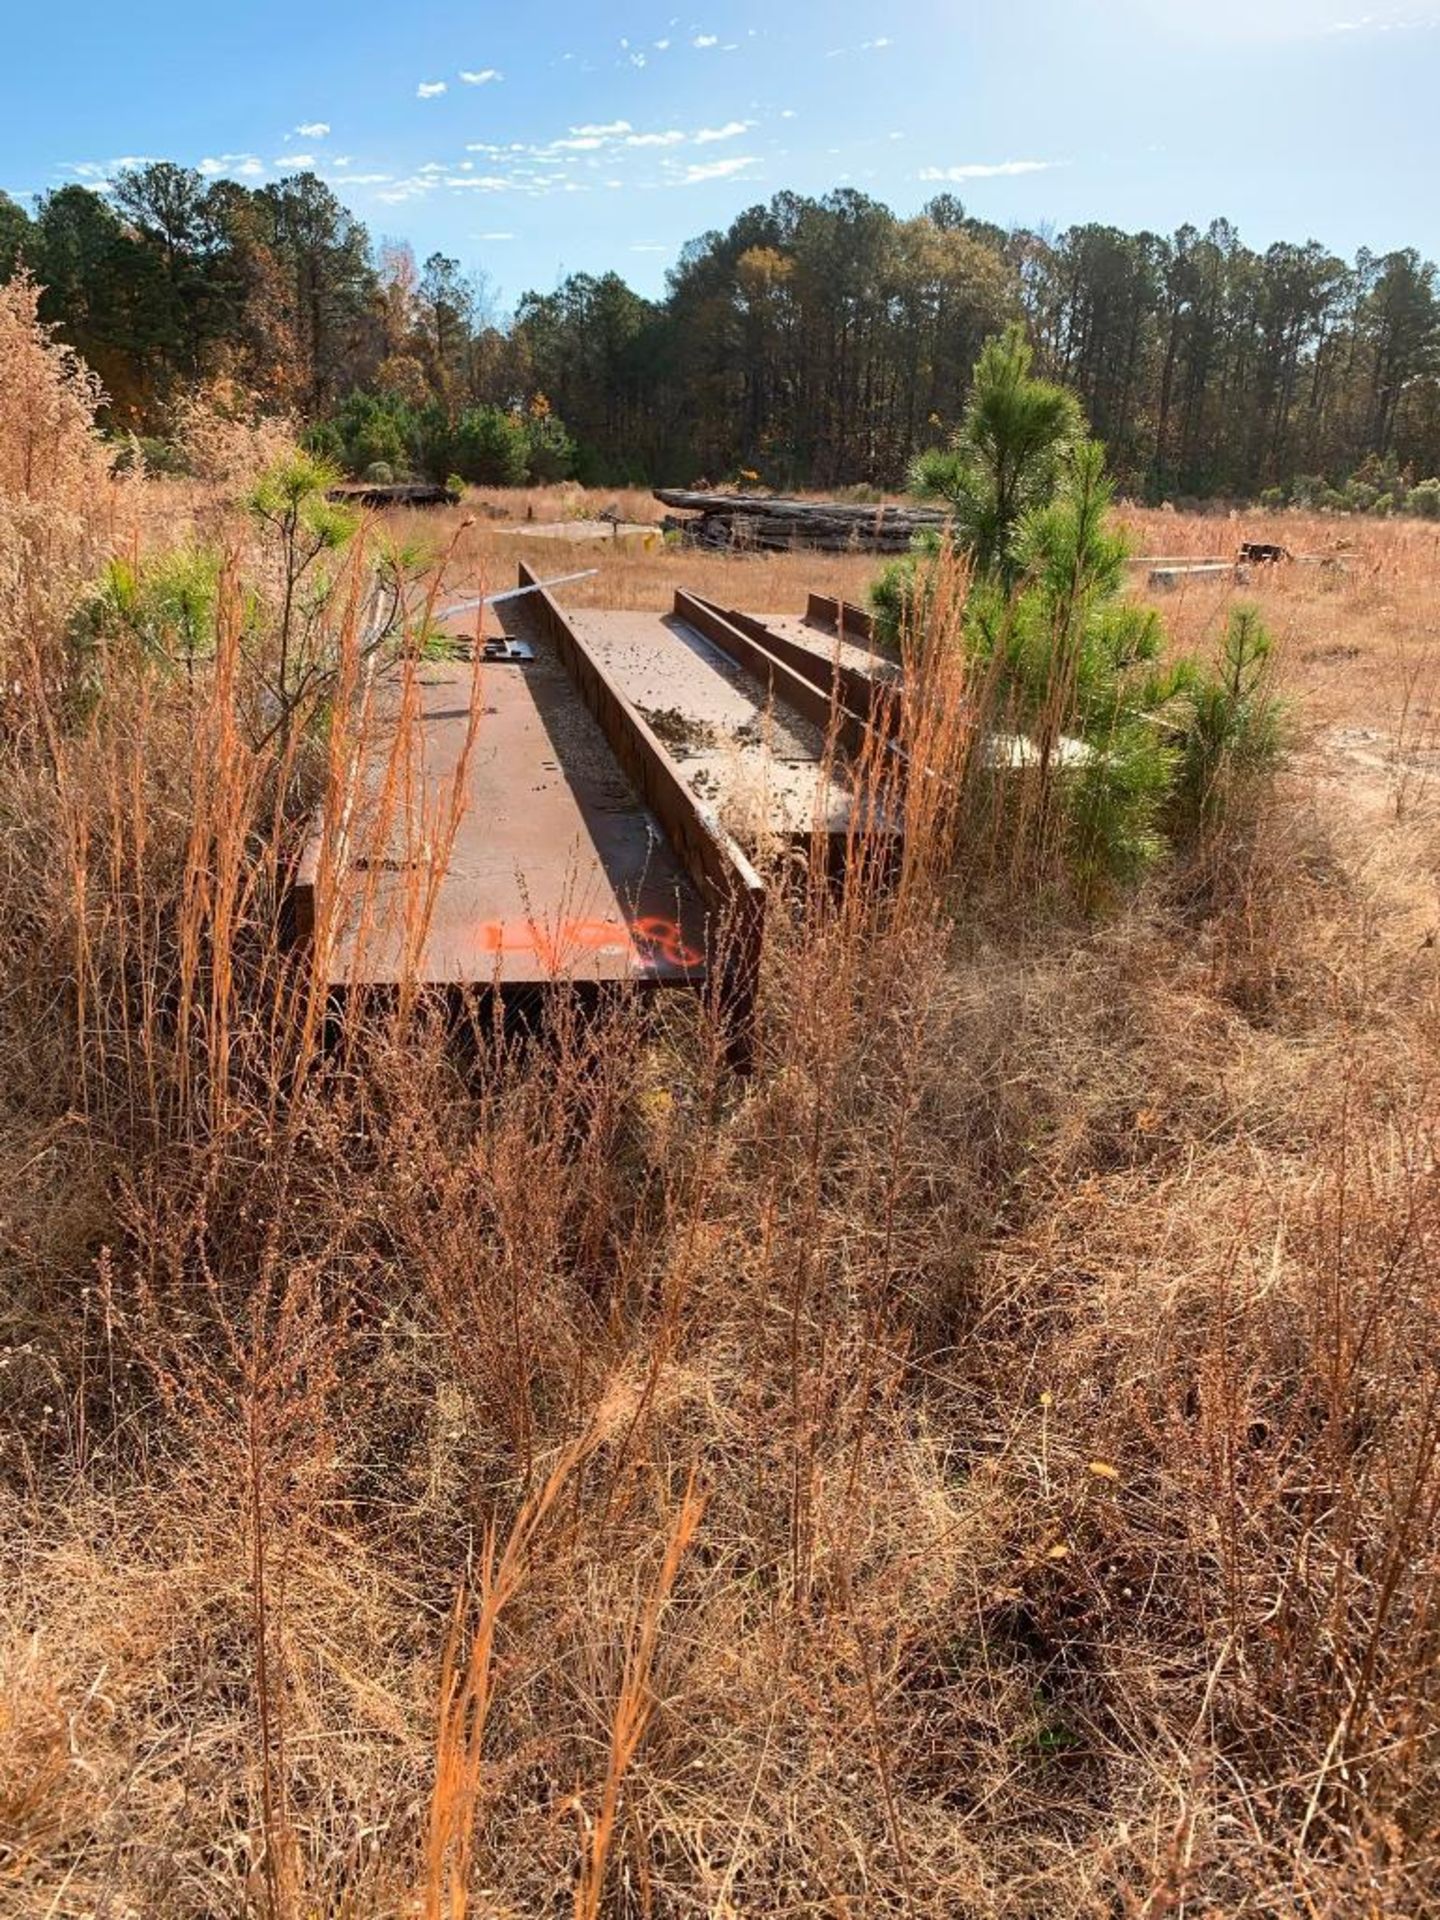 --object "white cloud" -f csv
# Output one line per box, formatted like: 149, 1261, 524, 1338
282, 153, 315, 168
416, 80, 447, 98
1126, 0, 1437, 42
672, 154, 759, 184
199, 153, 266, 178
653, 36, 671, 48
68, 155, 156, 184
632, 242, 671, 252
475, 230, 515, 240
295, 121, 330, 139
375, 176, 439, 203
918, 159, 1065, 180
780, 108, 798, 119
826, 35, 894, 57
340, 173, 393, 186
694, 120, 752, 143
347, 109, 772, 203
692, 32, 718, 46
459, 68, 502, 84
1324, 5, 1438, 25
